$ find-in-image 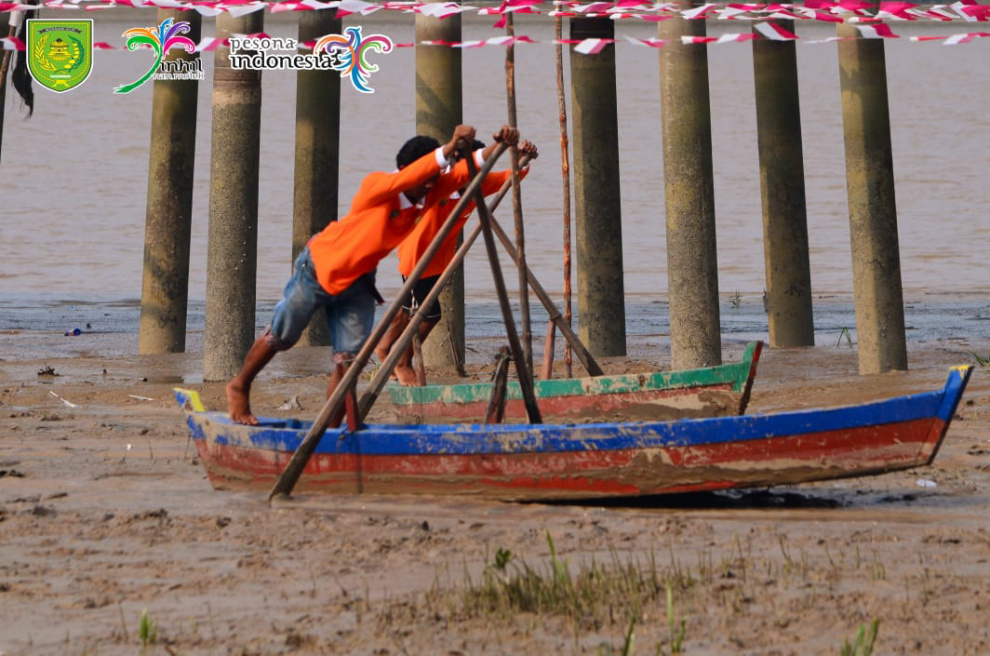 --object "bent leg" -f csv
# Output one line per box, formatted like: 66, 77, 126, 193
326, 281, 377, 421
396, 276, 442, 386
226, 335, 279, 425
228, 248, 325, 425
374, 310, 411, 372
326, 361, 349, 428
